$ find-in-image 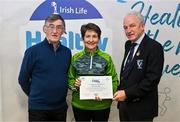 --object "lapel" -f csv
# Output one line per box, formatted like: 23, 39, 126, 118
121, 34, 148, 78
